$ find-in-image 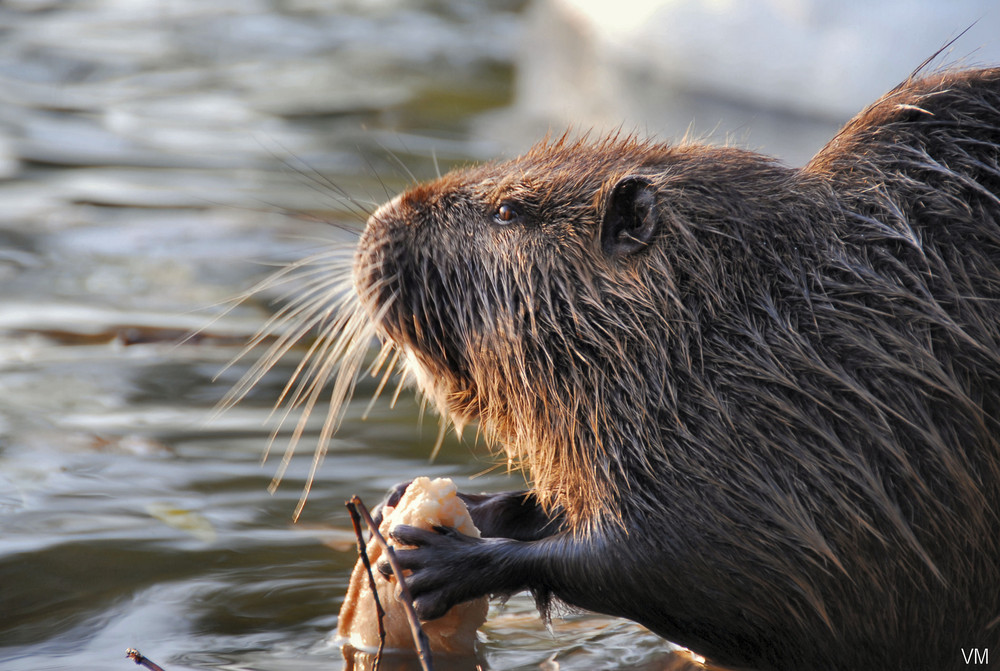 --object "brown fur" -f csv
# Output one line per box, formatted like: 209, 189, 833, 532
269, 68, 1000, 670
